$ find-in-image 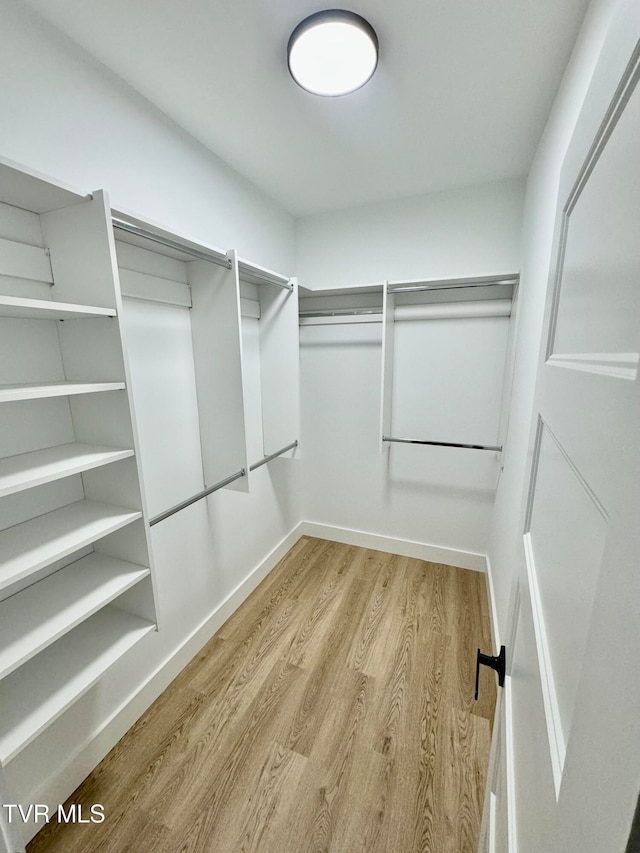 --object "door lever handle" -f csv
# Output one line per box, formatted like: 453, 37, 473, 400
475, 645, 506, 700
